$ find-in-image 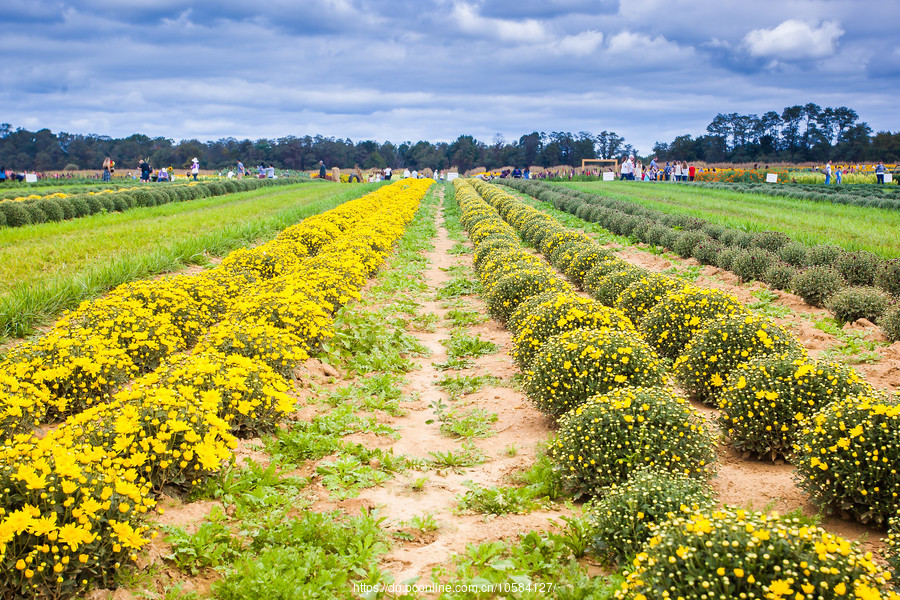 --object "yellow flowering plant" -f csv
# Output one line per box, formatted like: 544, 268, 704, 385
587, 266, 646, 307
719, 355, 872, 460
550, 386, 715, 498
674, 314, 805, 405
511, 292, 635, 369
887, 516, 899, 581
524, 328, 666, 419
613, 273, 685, 326
196, 317, 309, 378
587, 466, 716, 563
486, 268, 568, 324
615, 507, 898, 600
640, 286, 748, 359
564, 245, 616, 287
793, 394, 900, 525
